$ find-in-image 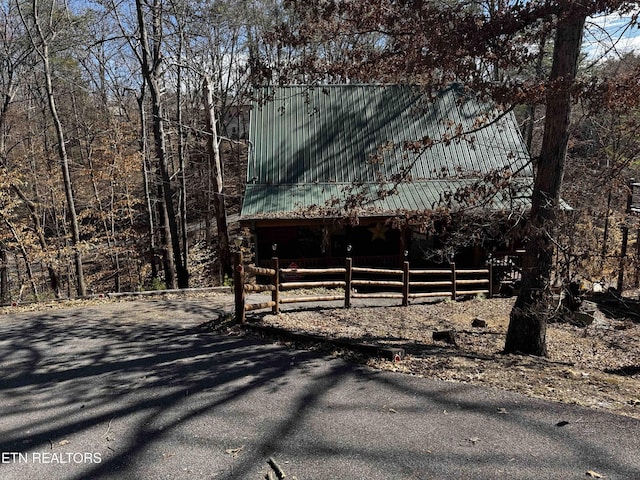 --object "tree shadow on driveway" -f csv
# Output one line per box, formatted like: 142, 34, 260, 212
1, 298, 639, 479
